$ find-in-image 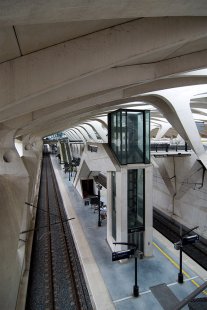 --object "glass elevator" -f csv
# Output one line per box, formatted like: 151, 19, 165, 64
107, 109, 152, 254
